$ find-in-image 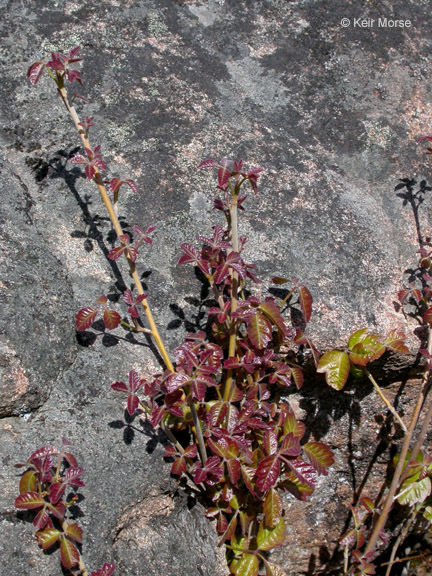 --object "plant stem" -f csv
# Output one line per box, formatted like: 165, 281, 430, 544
402, 327, 432, 476
189, 397, 207, 463
224, 186, 239, 403
58, 87, 173, 372
363, 329, 432, 556
365, 369, 407, 432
